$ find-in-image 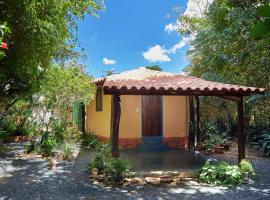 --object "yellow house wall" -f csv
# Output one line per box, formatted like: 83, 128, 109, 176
86, 94, 188, 139
163, 96, 188, 138
86, 94, 111, 138
119, 95, 141, 138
